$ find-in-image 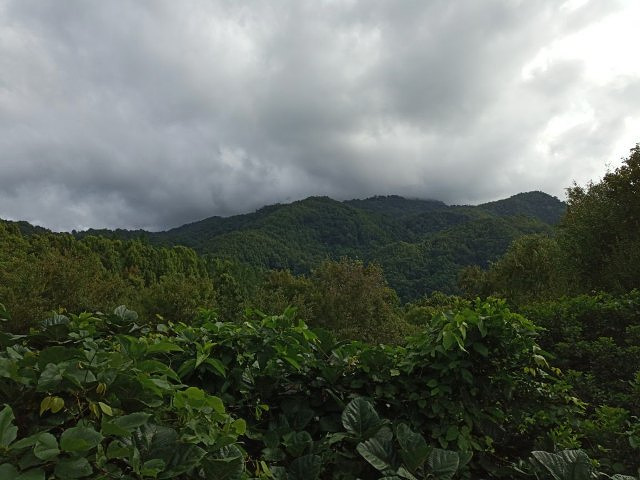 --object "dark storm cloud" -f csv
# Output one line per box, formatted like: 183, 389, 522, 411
0, 0, 638, 231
